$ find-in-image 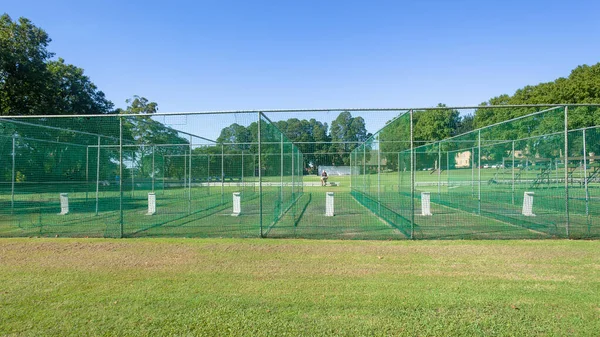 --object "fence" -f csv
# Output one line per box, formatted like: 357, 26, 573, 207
350, 105, 600, 239
0, 112, 304, 238
1, 105, 599, 239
